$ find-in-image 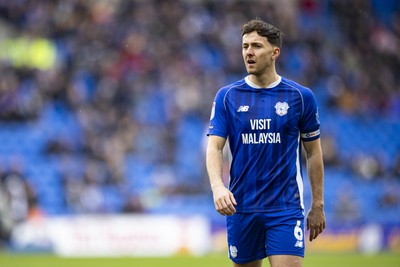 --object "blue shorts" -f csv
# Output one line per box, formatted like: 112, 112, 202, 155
226, 209, 305, 264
